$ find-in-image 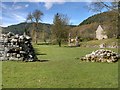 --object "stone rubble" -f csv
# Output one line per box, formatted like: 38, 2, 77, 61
0, 32, 38, 61
81, 49, 120, 63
